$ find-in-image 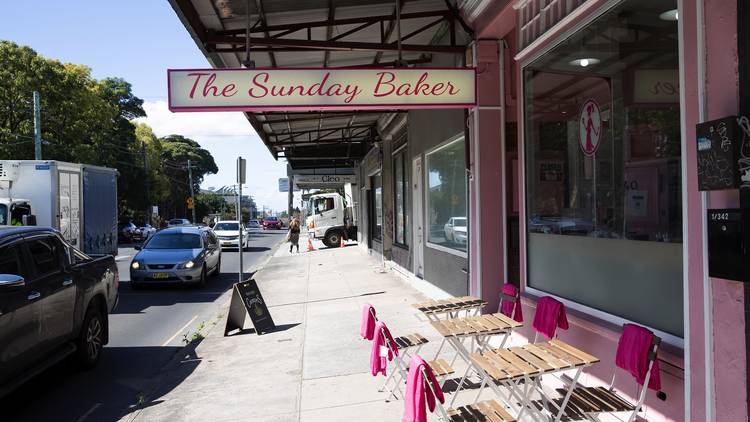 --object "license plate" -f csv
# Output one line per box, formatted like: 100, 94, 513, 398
222, 241, 233, 245
152, 272, 170, 279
